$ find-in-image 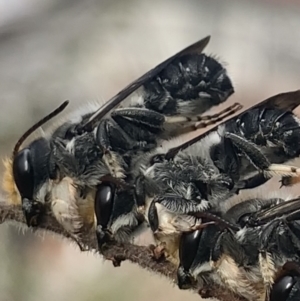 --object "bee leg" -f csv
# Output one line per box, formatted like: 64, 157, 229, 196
259, 251, 277, 301
258, 221, 280, 299
112, 108, 165, 131
244, 199, 284, 218
134, 171, 162, 211
70, 235, 89, 252
95, 225, 112, 250
165, 103, 243, 136
225, 133, 271, 170
95, 225, 126, 266
149, 243, 166, 261
147, 196, 200, 265
112, 103, 242, 139
164, 102, 242, 126
96, 119, 155, 152
198, 287, 213, 299
177, 265, 197, 290
134, 175, 147, 208
235, 173, 270, 194
148, 194, 210, 234
51, 197, 88, 251
50, 178, 93, 252
111, 109, 165, 149
225, 133, 300, 178
22, 198, 45, 227
133, 175, 162, 226
104, 255, 126, 267
280, 175, 300, 187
